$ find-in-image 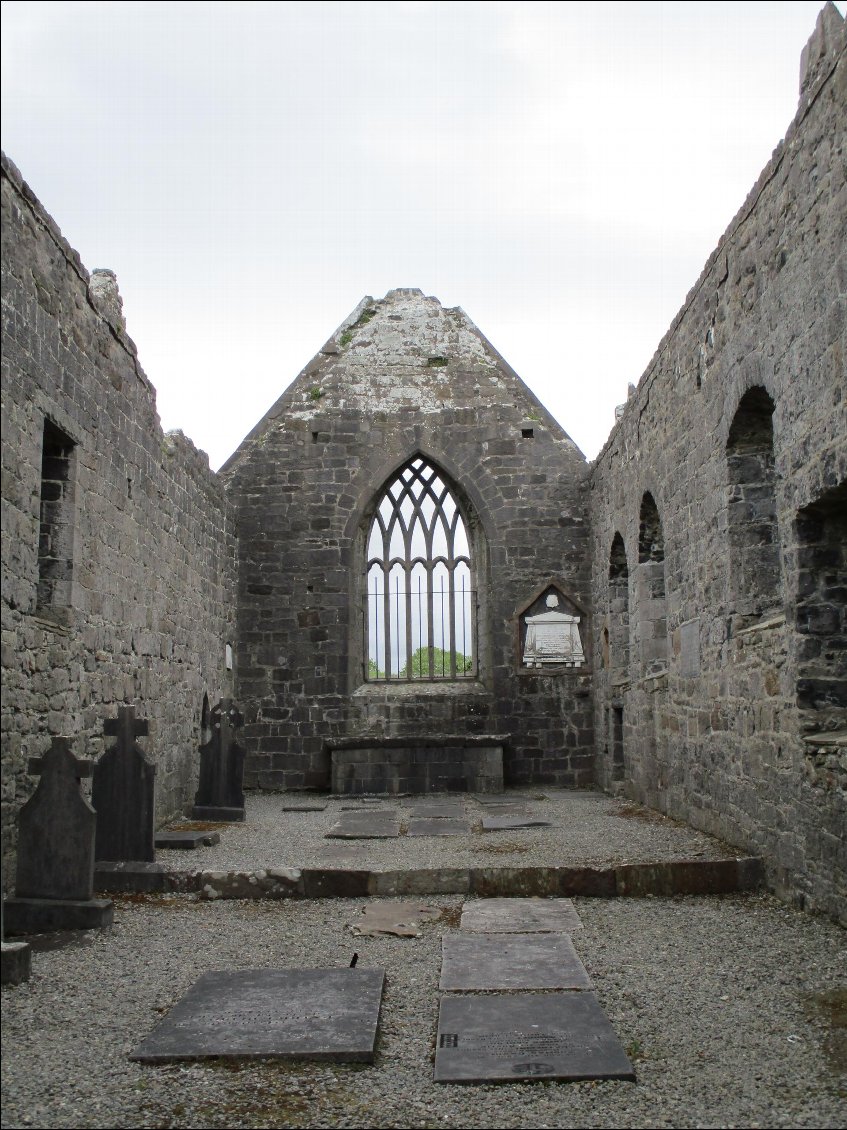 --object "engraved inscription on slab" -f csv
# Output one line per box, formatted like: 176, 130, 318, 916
130, 968, 385, 1062
523, 594, 585, 668
434, 993, 636, 1083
